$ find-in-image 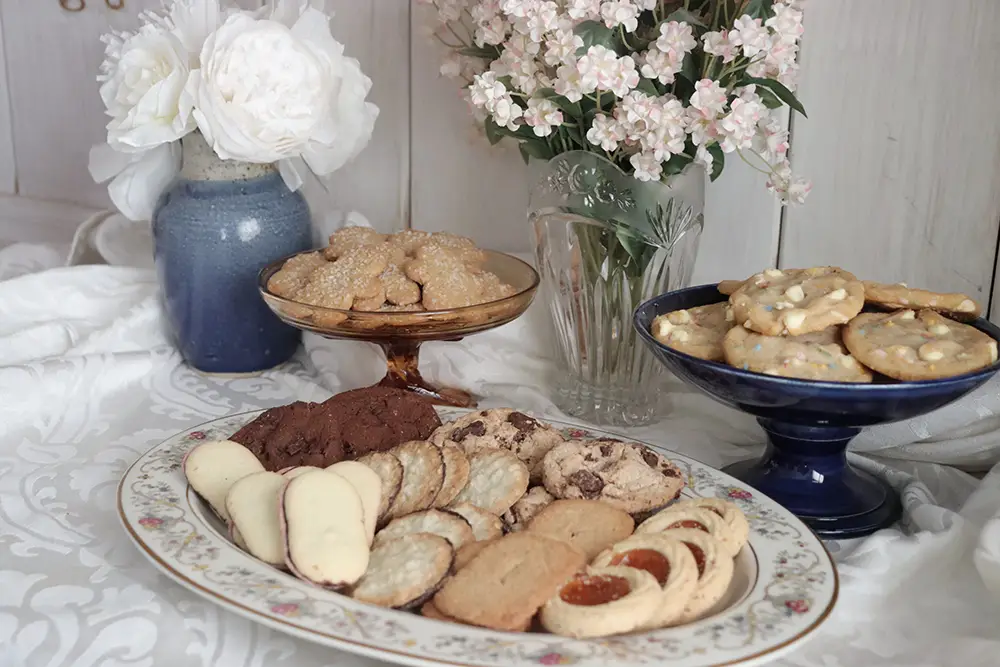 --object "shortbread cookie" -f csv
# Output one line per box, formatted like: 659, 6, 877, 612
448, 449, 530, 516
651, 302, 734, 361
453, 537, 498, 570
182, 440, 265, 523
324, 226, 386, 260
863, 281, 982, 321
351, 533, 453, 609
386, 441, 445, 519
448, 502, 504, 541
723, 325, 873, 383
635, 504, 738, 558
267, 252, 327, 297
433, 532, 586, 631
296, 245, 391, 310
592, 533, 699, 628
431, 409, 565, 482
225, 471, 287, 567
665, 529, 735, 623
355, 451, 404, 525
501, 486, 555, 532
527, 499, 635, 560
326, 461, 383, 545
420, 599, 454, 622
542, 440, 685, 515
432, 444, 471, 508
844, 309, 998, 381
539, 566, 662, 638
374, 509, 475, 550
730, 267, 864, 336
686, 498, 750, 556
717, 279, 746, 296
